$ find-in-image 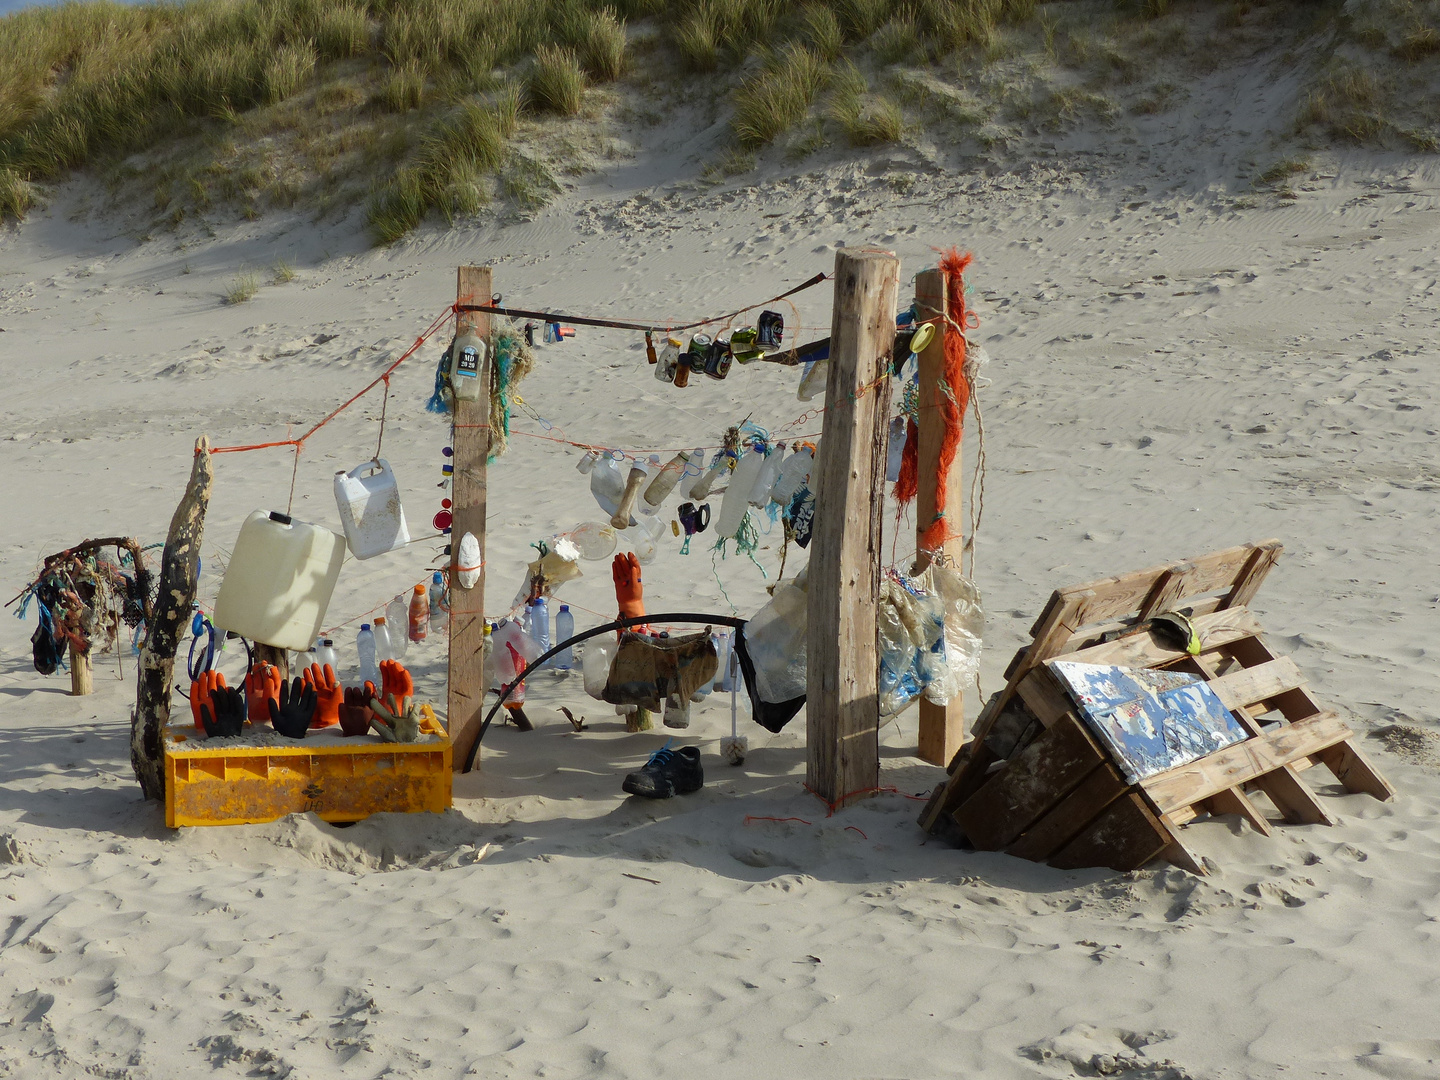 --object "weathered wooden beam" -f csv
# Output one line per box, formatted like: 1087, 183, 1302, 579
913, 267, 965, 768
450, 265, 492, 772
806, 248, 898, 808
131, 437, 213, 800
